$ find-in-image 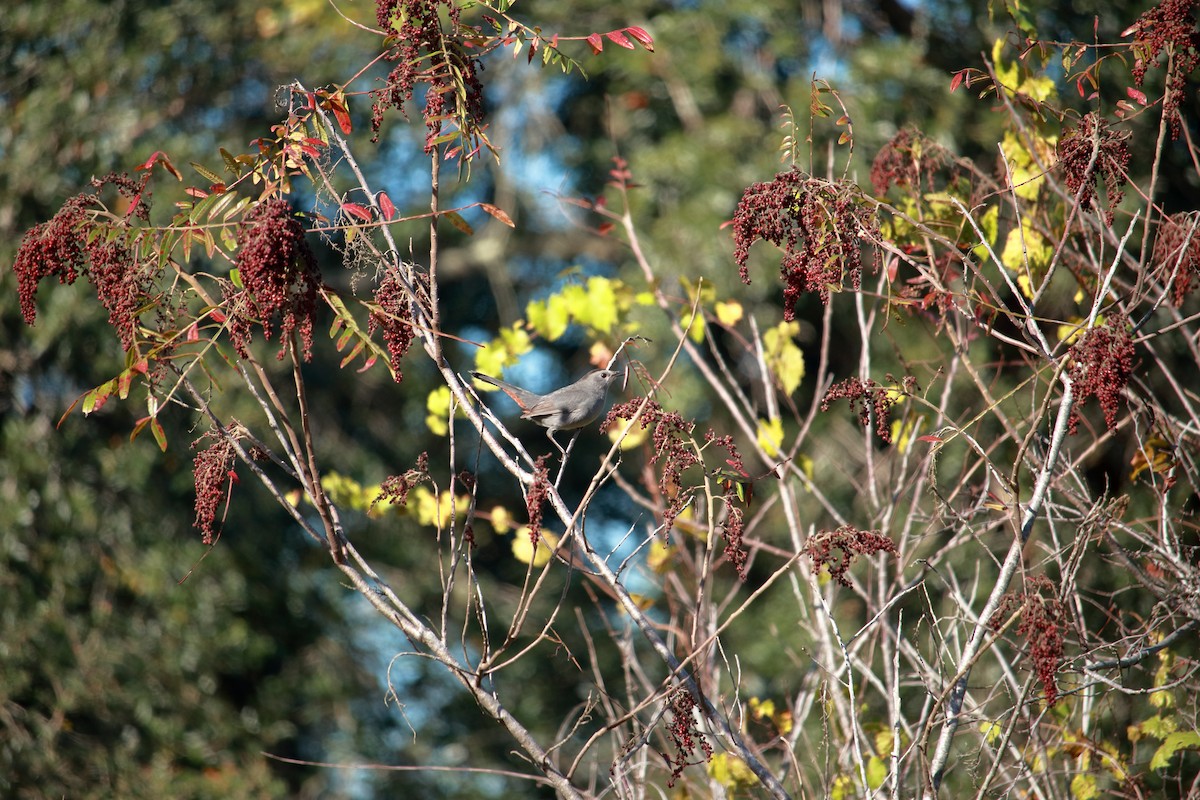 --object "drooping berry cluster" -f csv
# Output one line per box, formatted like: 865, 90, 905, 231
708, 432, 750, 579
1056, 112, 1131, 224
991, 575, 1066, 707
733, 171, 878, 318
371, 0, 486, 152
368, 271, 417, 381
804, 525, 897, 587
15, 174, 154, 351
870, 127, 955, 195
525, 454, 551, 544
192, 430, 239, 545
373, 451, 431, 510
231, 199, 321, 360
821, 376, 917, 443
1152, 211, 1200, 305
604, 399, 701, 533
664, 686, 713, 787
1066, 316, 1135, 434
1128, 0, 1200, 140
